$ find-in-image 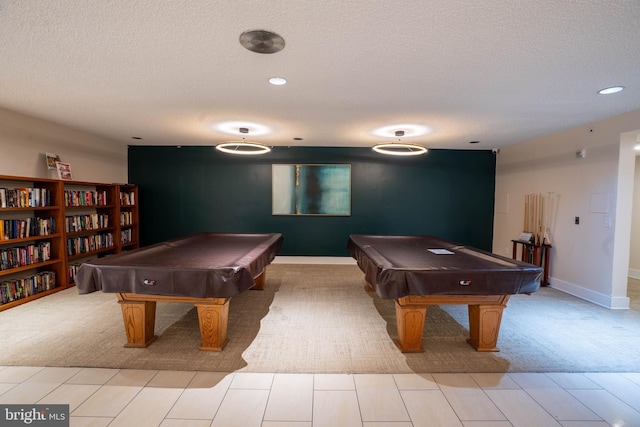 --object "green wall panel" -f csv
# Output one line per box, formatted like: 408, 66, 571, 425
128, 146, 496, 256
